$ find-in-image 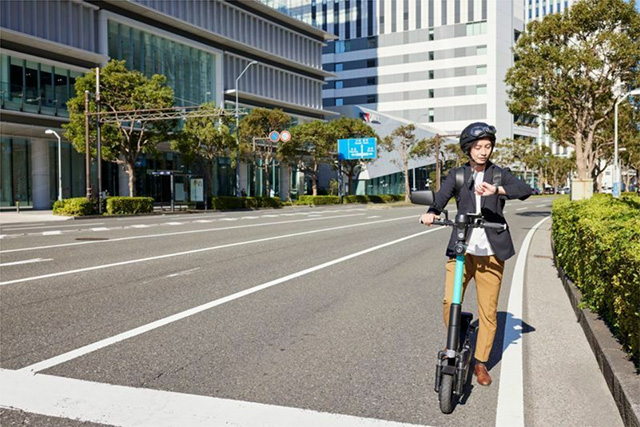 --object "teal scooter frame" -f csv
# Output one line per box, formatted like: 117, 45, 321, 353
411, 190, 506, 413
